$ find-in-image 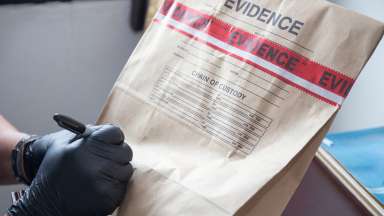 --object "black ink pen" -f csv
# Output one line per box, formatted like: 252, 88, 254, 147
53, 113, 91, 140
